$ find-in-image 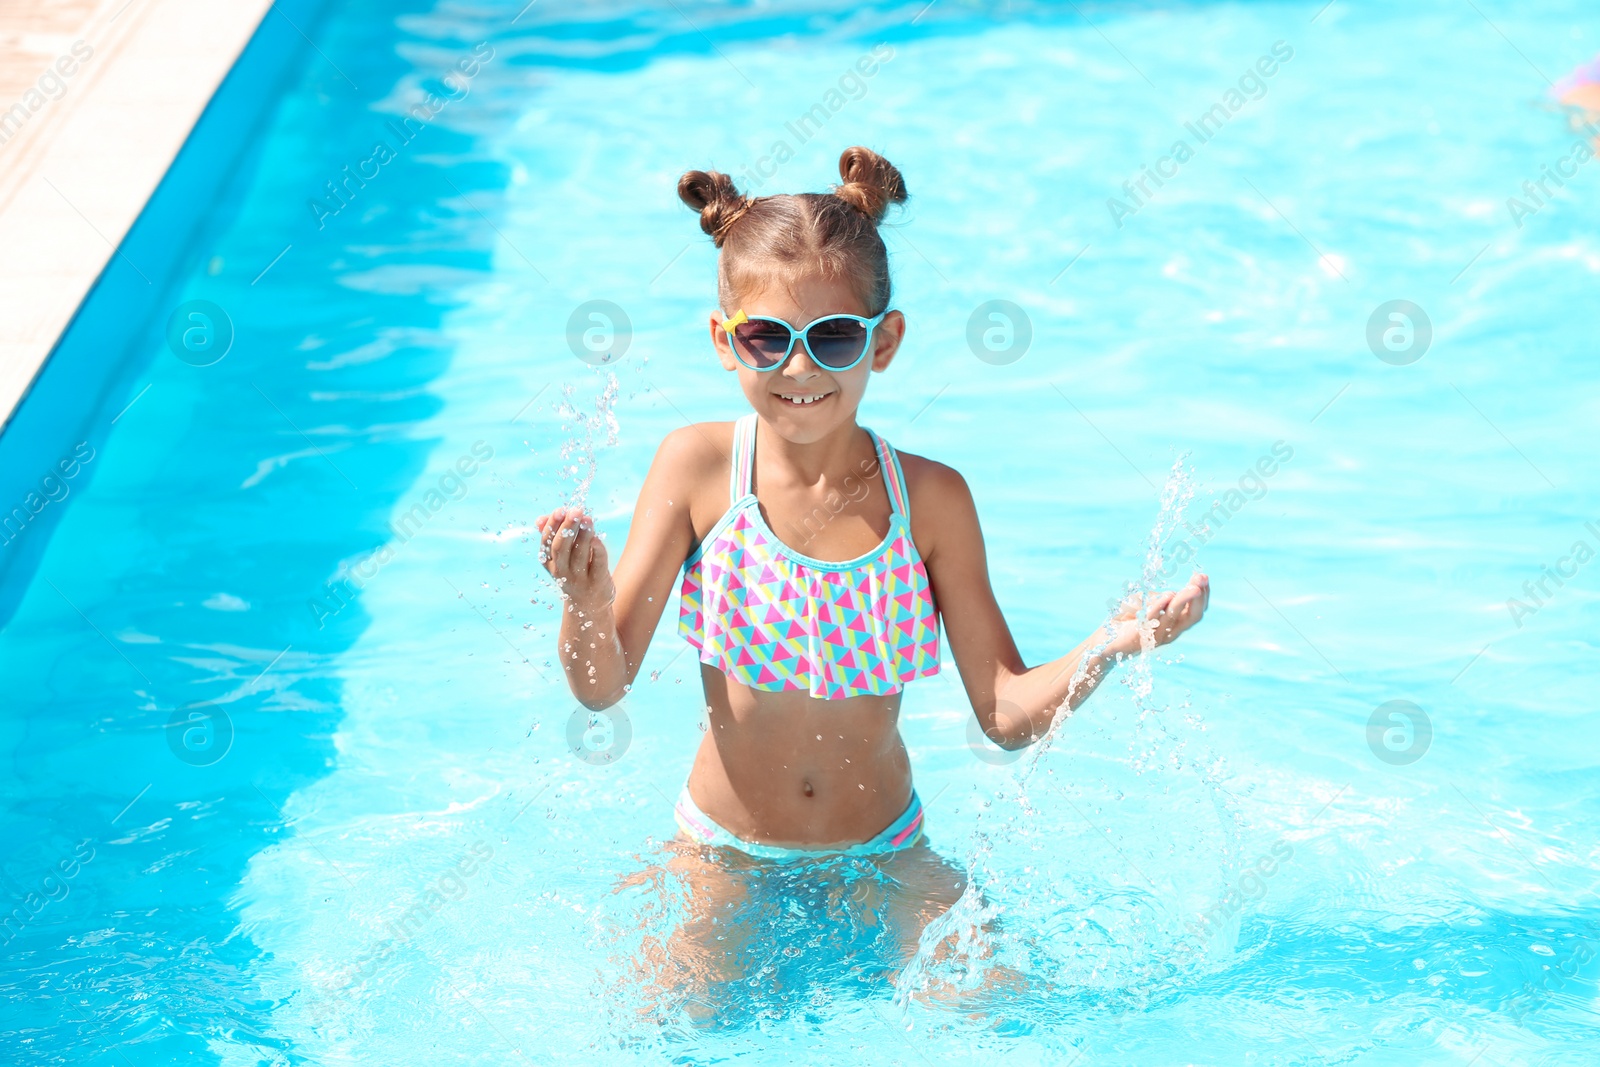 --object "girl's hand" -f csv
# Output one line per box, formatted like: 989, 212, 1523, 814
535, 506, 615, 609
1107, 572, 1209, 656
